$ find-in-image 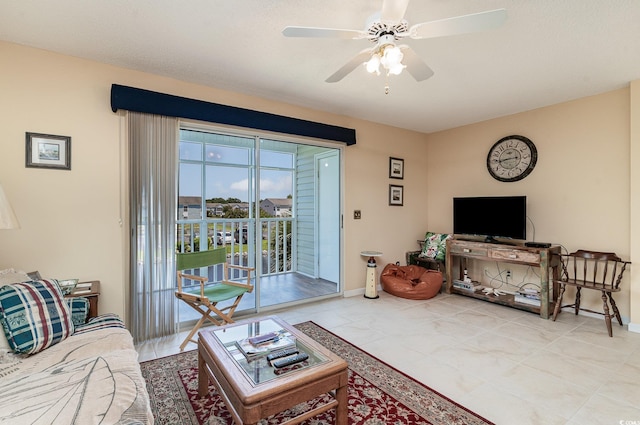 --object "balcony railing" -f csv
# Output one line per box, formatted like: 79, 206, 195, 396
176, 218, 294, 279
